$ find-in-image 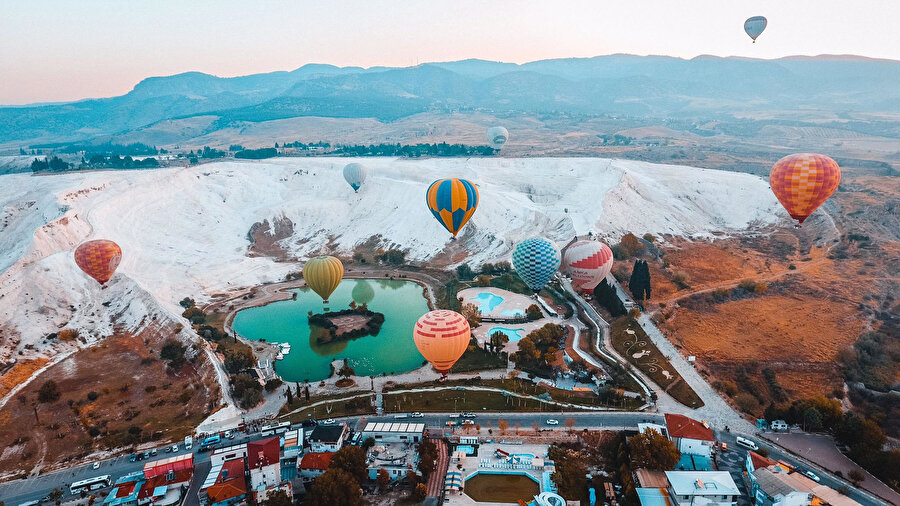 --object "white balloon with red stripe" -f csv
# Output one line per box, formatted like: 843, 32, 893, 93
564, 240, 613, 293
